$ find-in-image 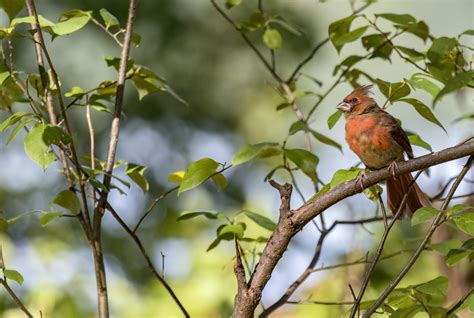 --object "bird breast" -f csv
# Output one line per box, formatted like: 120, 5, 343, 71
345, 115, 404, 169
